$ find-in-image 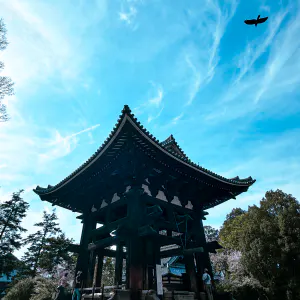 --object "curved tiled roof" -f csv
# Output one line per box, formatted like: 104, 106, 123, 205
34, 105, 255, 195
